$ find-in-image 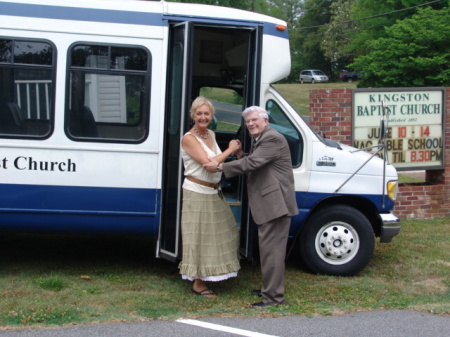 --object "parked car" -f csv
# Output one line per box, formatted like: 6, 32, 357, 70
340, 71, 363, 82
299, 69, 329, 84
